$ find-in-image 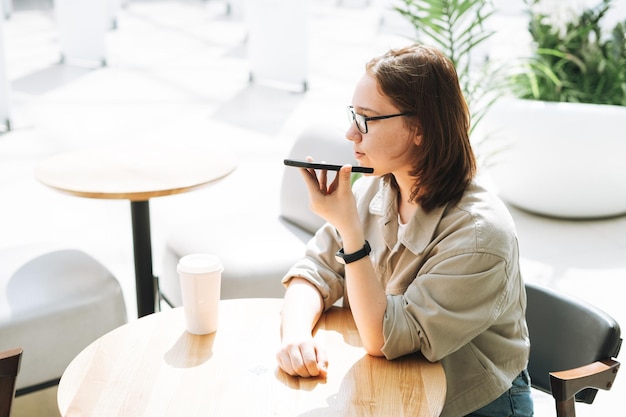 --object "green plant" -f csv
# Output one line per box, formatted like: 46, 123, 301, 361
394, 0, 504, 135
510, 0, 626, 106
